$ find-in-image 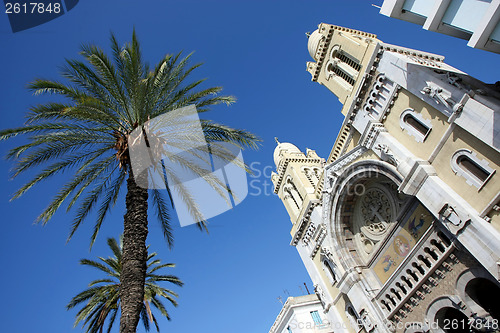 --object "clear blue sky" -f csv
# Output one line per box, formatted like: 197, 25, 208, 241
0, 1, 498, 332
